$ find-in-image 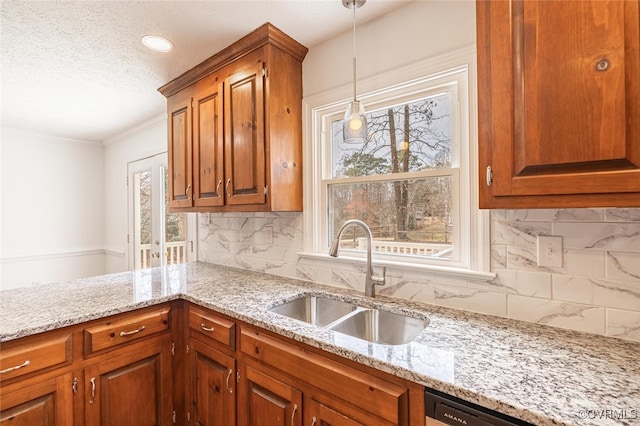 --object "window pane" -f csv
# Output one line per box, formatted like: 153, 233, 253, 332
328, 176, 454, 260
133, 170, 151, 269
332, 93, 452, 178
163, 166, 187, 265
